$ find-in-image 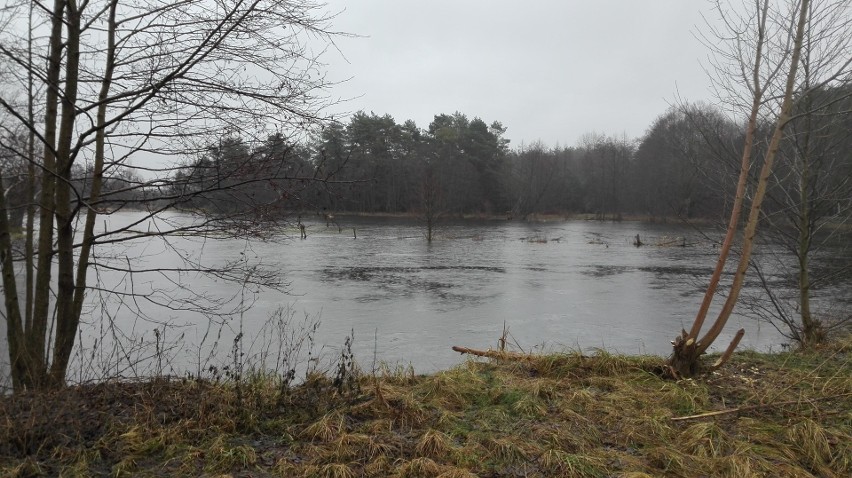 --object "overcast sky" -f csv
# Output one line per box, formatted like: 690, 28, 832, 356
319, 1, 721, 148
